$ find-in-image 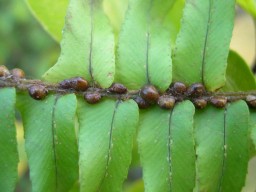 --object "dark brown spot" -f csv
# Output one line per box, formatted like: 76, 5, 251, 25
187, 83, 206, 97
84, 92, 101, 104
59, 77, 89, 91
169, 82, 187, 95
157, 95, 175, 109
28, 85, 48, 100
133, 96, 150, 109
140, 85, 159, 103
11, 68, 25, 79
0, 65, 10, 77
108, 83, 127, 94
210, 96, 227, 108
246, 95, 256, 108
192, 98, 207, 109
